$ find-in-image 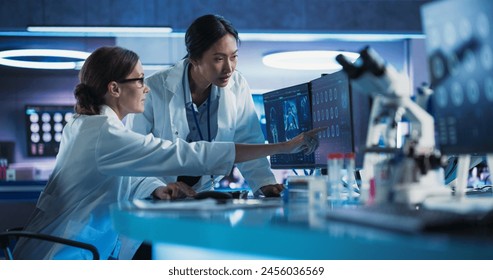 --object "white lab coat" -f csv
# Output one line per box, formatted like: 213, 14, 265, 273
126, 59, 276, 193
13, 105, 235, 260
